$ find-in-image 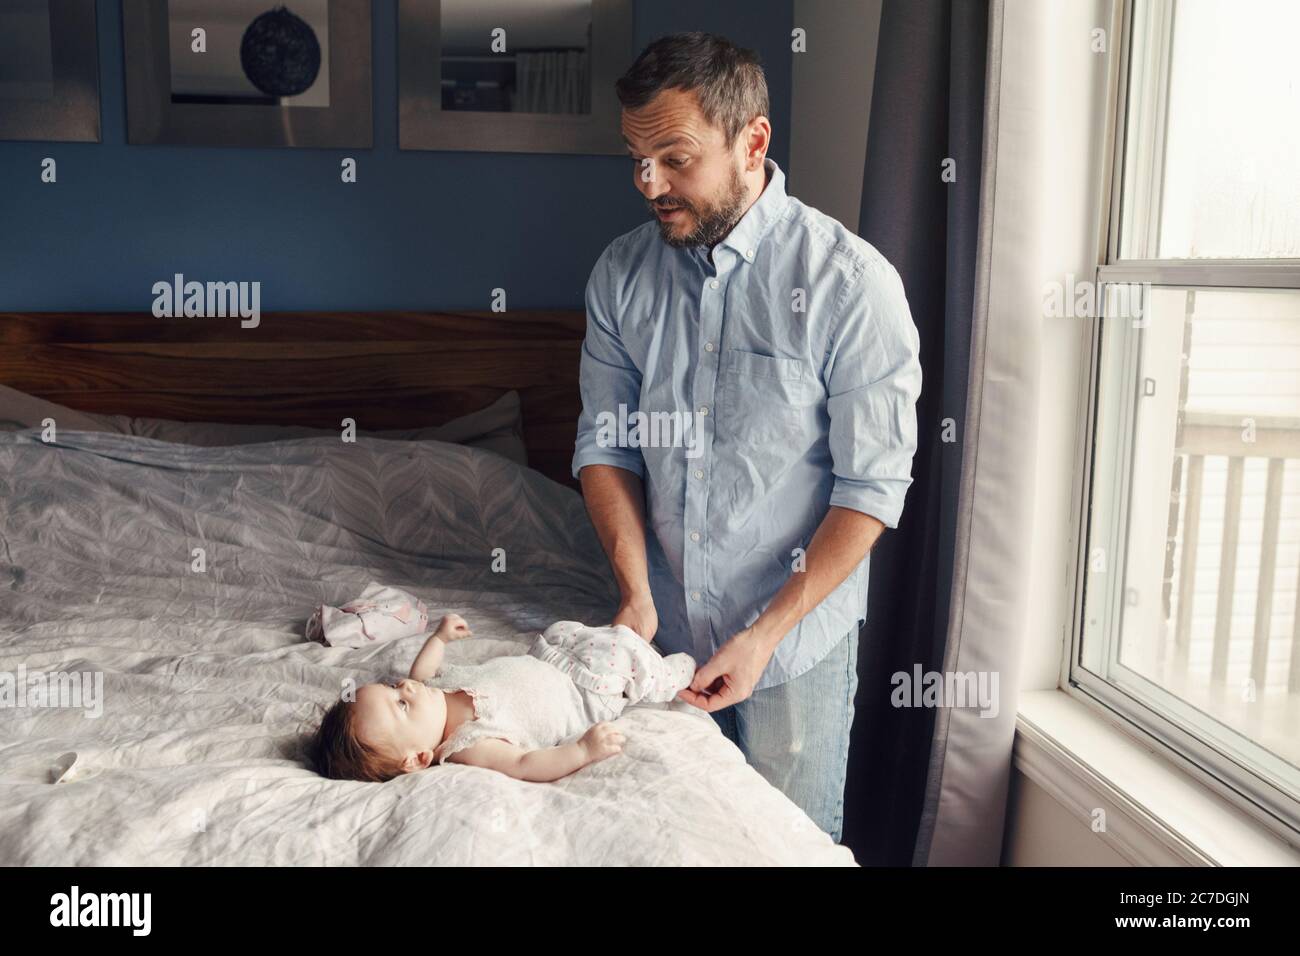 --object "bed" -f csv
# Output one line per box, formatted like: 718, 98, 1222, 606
0, 310, 856, 866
